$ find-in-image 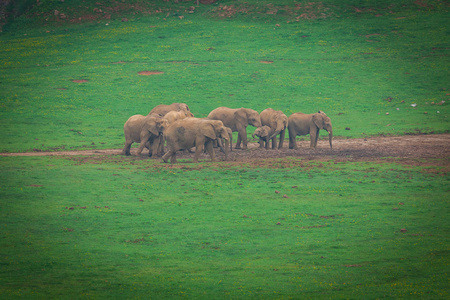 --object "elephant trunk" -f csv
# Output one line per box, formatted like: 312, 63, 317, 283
269, 129, 281, 140
269, 123, 285, 140
224, 137, 230, 160
328, 128, 333, 149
